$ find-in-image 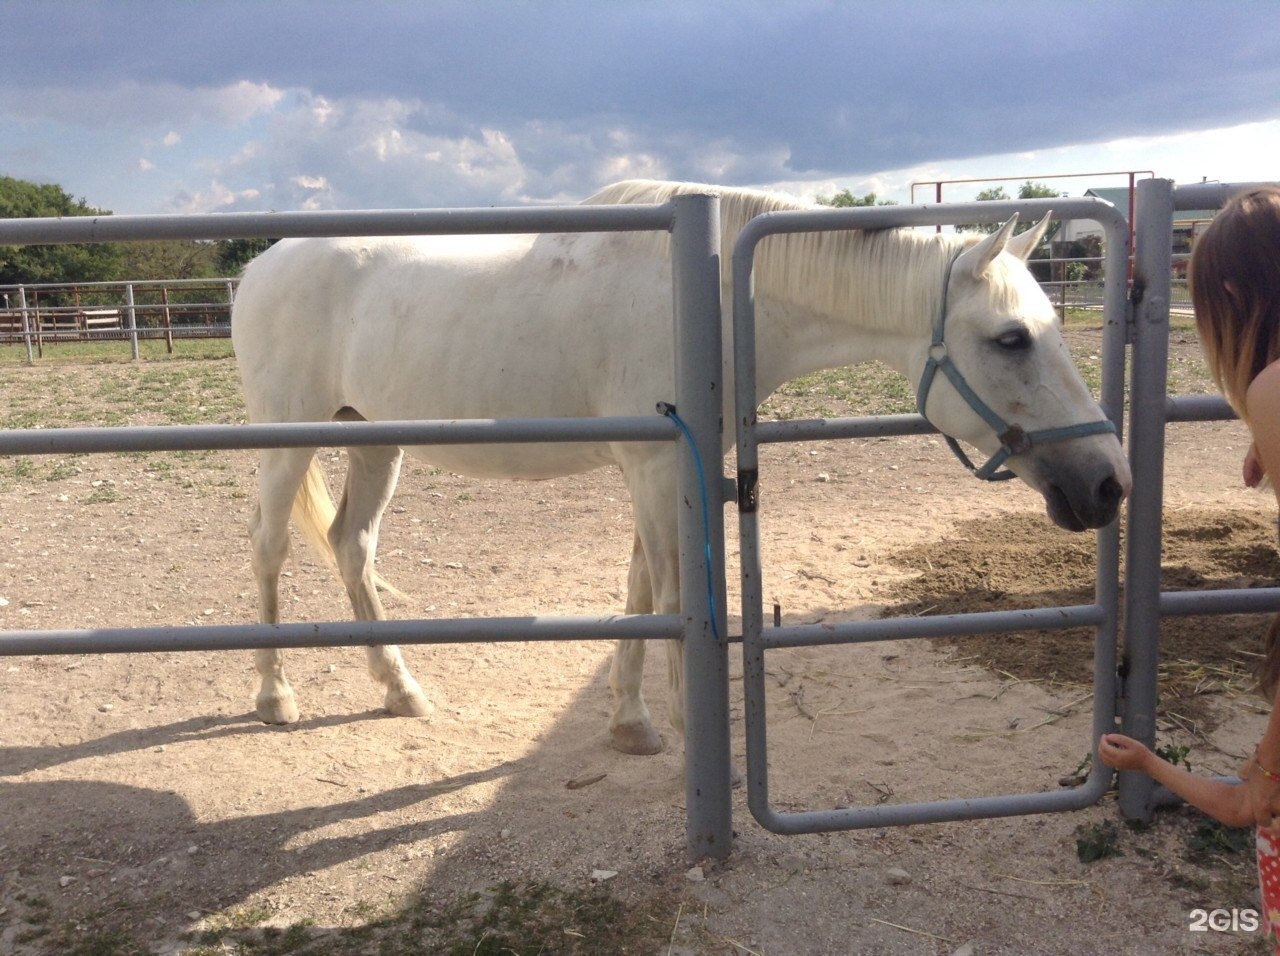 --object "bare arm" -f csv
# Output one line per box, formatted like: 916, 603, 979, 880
1098, 734, 1252, 828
